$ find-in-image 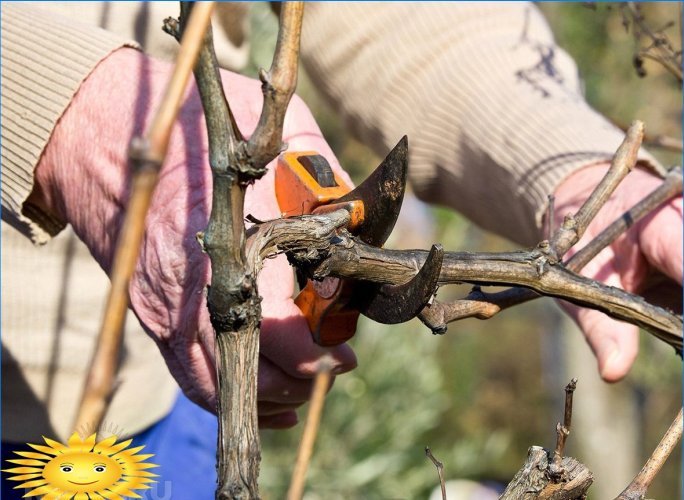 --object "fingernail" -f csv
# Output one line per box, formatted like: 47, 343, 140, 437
267, 412, 298, 428
331, 364, 347, 375
331, 360, 358, 375
598, 339, 621, 381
